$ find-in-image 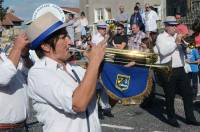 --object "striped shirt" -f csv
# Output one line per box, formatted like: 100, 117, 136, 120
128, 31, 146, 50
